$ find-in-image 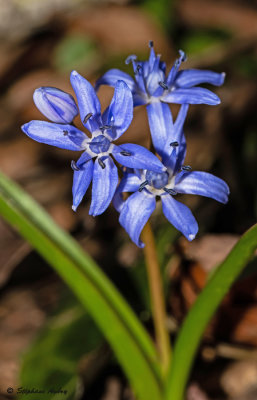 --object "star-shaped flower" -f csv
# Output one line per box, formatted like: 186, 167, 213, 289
114, 105, 229, 247
96, 41, 225, 156
96, 42, 225, 107
22, 72, 165, 216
